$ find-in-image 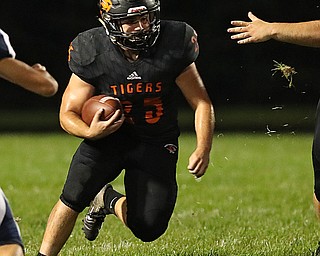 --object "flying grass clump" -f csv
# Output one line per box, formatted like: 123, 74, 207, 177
271, 60, 297, 88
